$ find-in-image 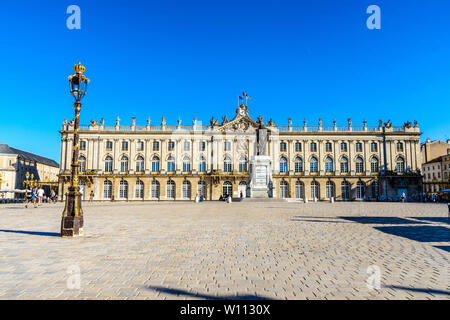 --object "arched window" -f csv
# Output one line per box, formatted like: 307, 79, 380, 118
371, 157, 379, 173
151, 180, 160, 199
103, 180, 112, 199
280, 181, 289, 198
105, 156, 113, 172
152, 156, 160, 172
326, 181, 335, 199
310, 157, 319, 172
325, 157, 334, 172
166, 180, 175, 199
280, 142, 287, 152
136, 156, 145, 172
396, 157, 405, 172
341, 181, 350, 200
135, 180, 144, 199
311, 181, 319, 199
119, 180, 128, 199
79, 156, 86, 172
280, 157, 288, 173
295, 181, 304, 199
182, 156, 191, 172
223, 181, 233, 197
340, 157, 349, 173
182, 180, 191, 199
167, 156, 175, 172
238, 181, 248, 198
239, 156, 247, 172
198, 156, 206, 172
120, 156, 129, 172
224, 156, 232, 172
197, 180, 206, 198
356, 181, 365, 200
295, 157, 303, 172
355, 157, 364, 173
